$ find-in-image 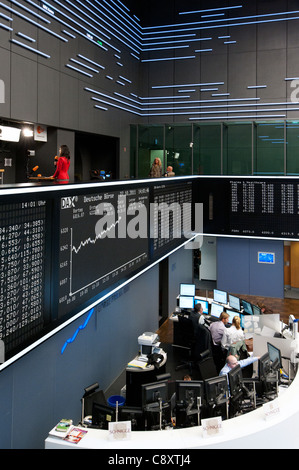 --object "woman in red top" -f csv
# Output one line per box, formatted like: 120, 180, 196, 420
52, 144, 71, 183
